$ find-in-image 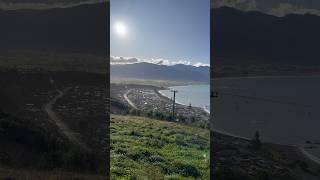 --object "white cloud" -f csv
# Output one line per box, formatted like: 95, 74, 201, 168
110, 56, 139, 64
193, 62, 210, 67
110, 56, 210, 67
